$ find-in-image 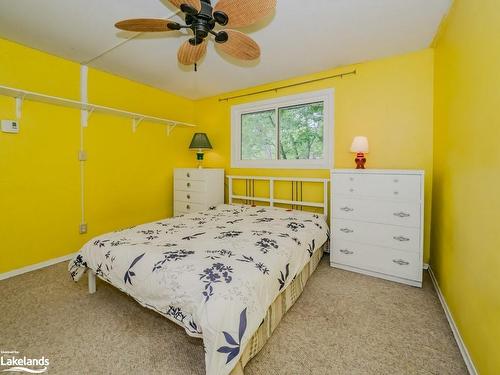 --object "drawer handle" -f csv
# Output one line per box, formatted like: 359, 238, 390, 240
394, 179, 399, 183
340, 228, 354, 233
187, 182, 191, 188
393, 212, 410, 218
393, 191, 399, 195
340, 206, 354, 212
187, 194, 191, 200
393, 236, 410, 242
187, 173, 190, 178
186, 204, 191, 210
349, 177, 354, 181
349, 188, 355, 193
393, 259, 410, 266
340, 249, 354, 255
